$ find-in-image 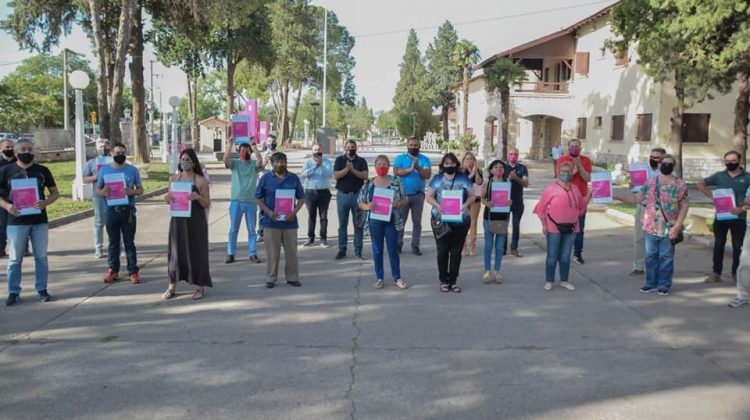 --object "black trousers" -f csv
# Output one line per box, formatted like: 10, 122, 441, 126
435, 223, 469, 285
304, 189, 331, 241
503, 203, 525, 253
712, 218, 746, 276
